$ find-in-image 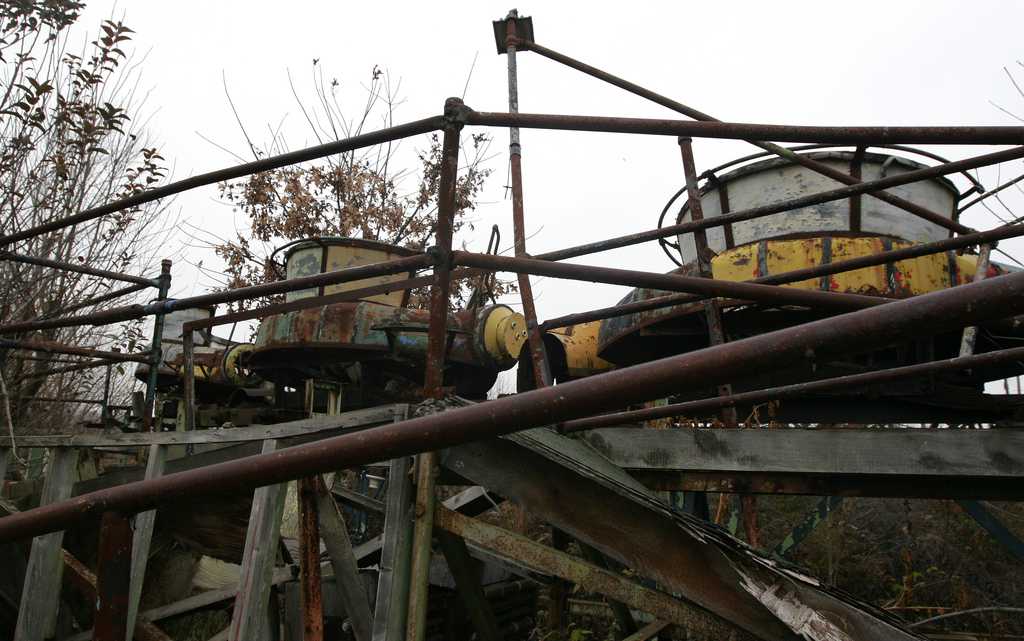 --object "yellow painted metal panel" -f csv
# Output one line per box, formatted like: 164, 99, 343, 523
550, 321, 614, 378
711, 236, 958, 298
